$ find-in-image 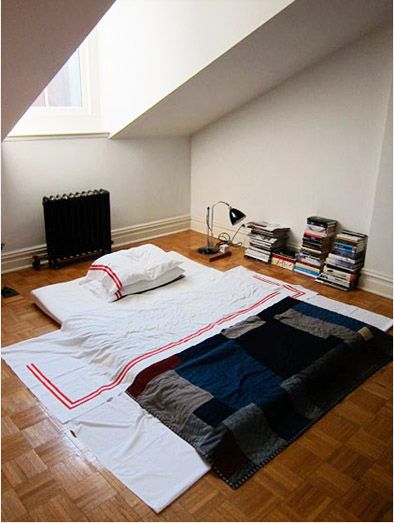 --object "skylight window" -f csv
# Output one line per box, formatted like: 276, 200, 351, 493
32, 50, 82, 108
8, 35, 103, 136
